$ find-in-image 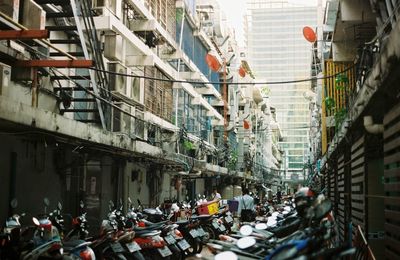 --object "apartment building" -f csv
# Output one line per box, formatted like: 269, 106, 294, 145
0, 0, 280, 228
310, 0, 400, 258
